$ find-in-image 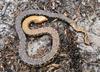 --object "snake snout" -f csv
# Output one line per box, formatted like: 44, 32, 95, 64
34, 16, 48, 24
